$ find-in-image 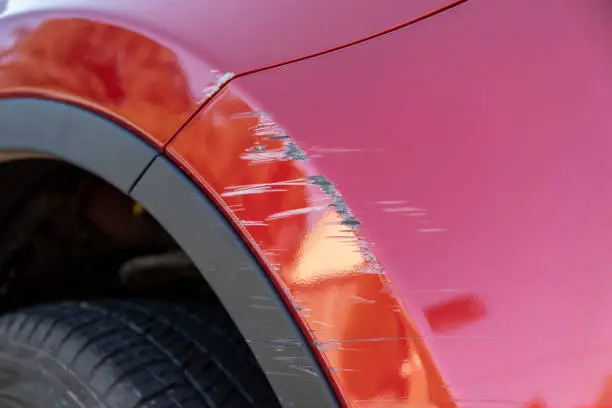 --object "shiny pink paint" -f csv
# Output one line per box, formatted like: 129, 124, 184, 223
229, 0, 612, 406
